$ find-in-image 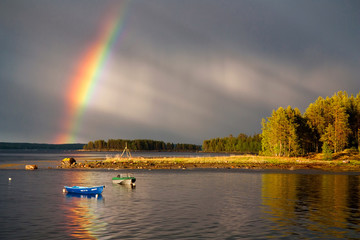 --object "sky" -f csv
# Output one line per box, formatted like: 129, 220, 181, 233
0, 0, 359, 145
